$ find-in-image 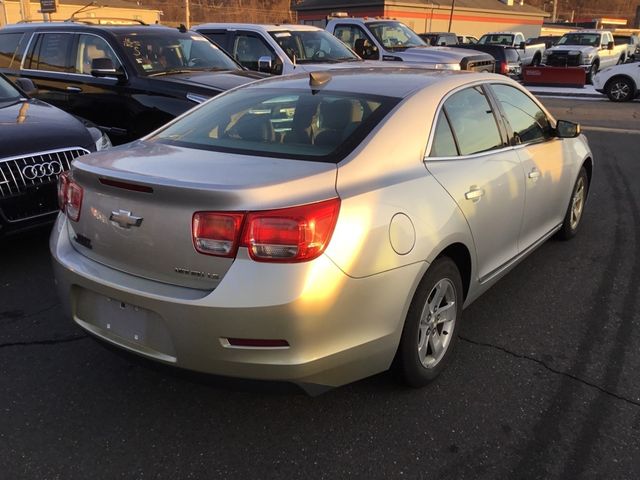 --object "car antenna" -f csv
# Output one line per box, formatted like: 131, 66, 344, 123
178, 24, 187, 33
309, 71, 331, 87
